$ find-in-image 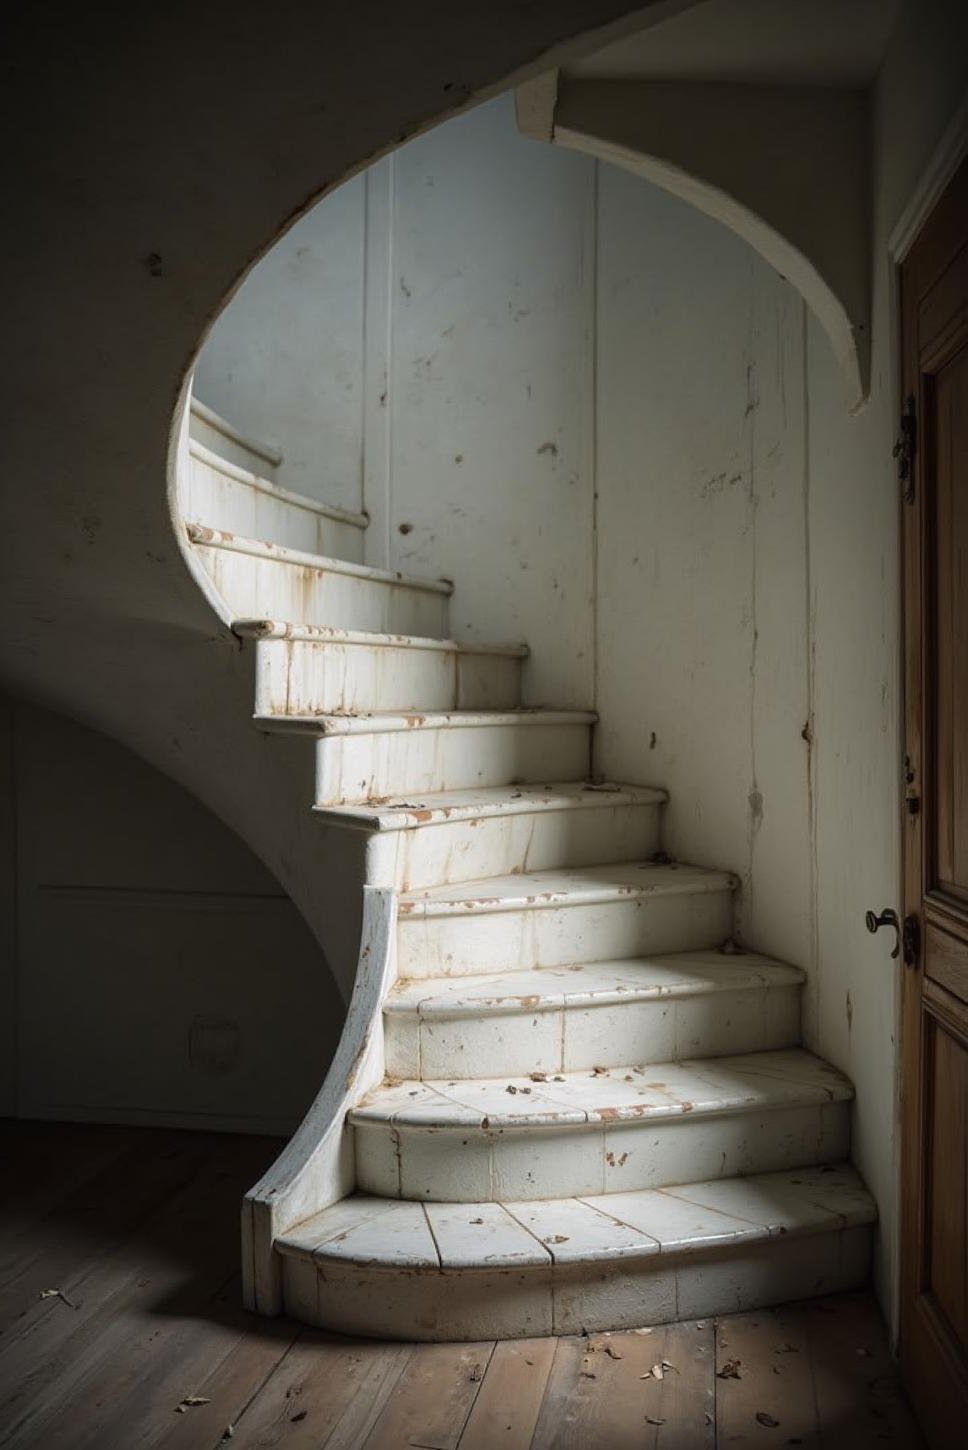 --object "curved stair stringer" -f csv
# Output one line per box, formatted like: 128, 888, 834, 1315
242, 883, 397, 1316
